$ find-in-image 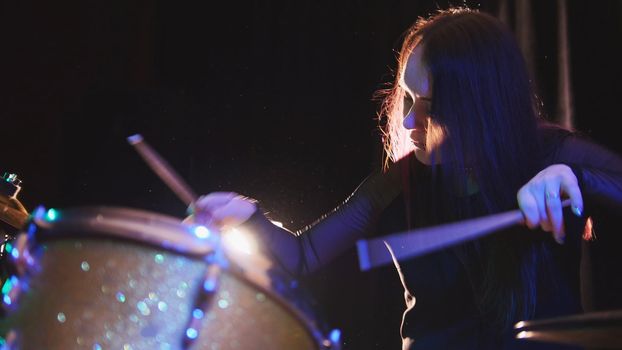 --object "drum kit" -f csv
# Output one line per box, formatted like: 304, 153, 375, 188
0, 136, 340, 350
0, 135, 621, 349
